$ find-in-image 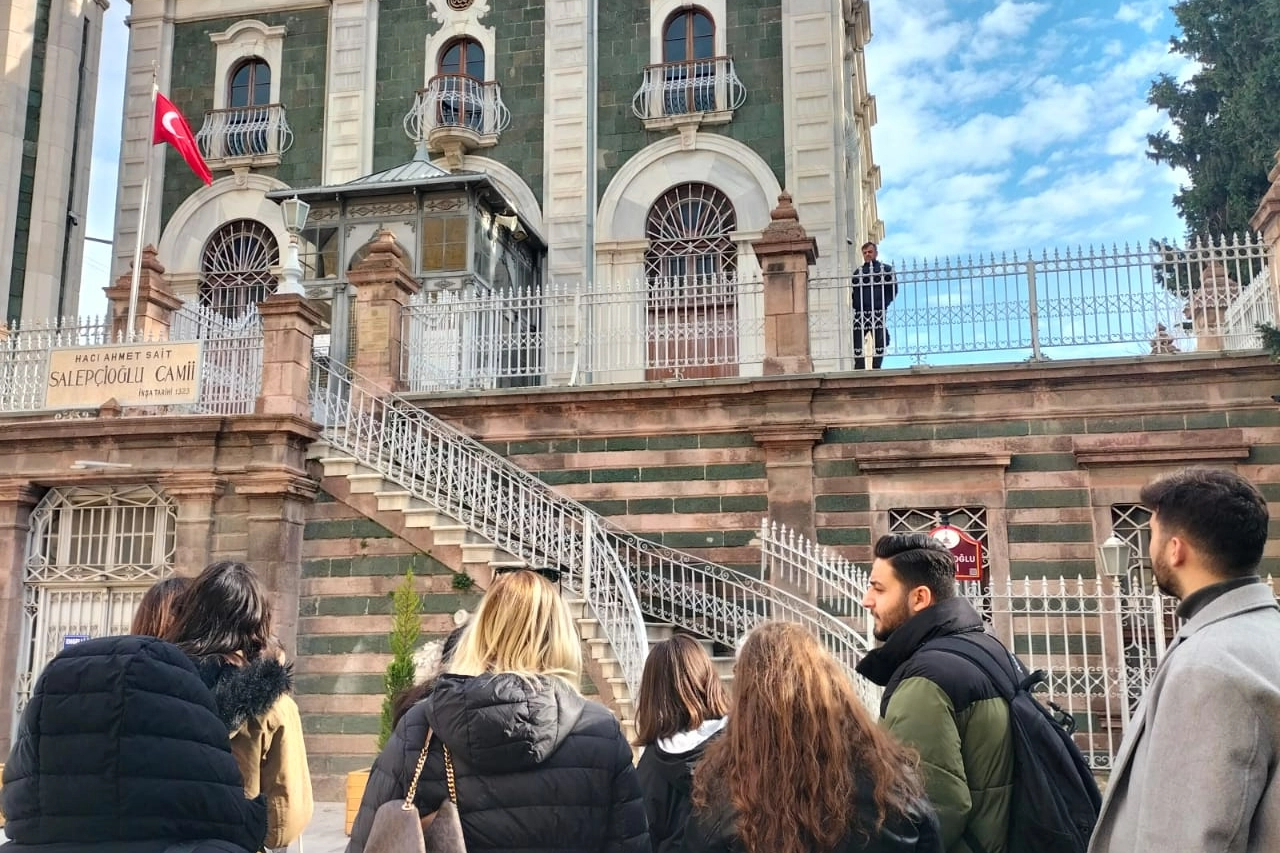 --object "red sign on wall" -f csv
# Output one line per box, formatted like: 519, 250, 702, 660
930, 525, 984, 582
